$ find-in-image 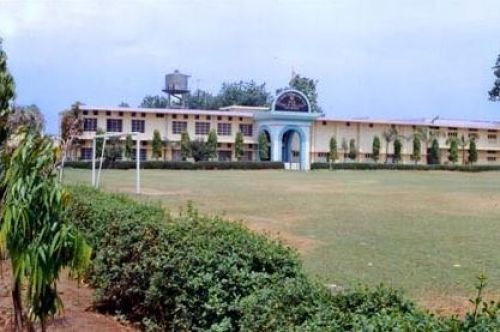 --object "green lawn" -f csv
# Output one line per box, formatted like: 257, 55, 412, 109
64, 168, 500, 311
